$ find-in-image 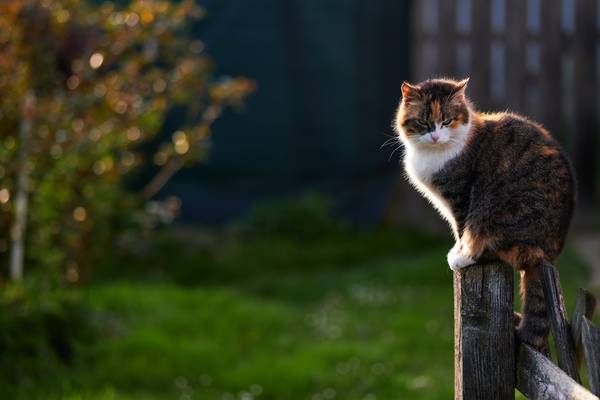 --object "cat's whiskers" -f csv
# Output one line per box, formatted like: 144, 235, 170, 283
388, 143, 404, 161
380, 136, 400, 149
